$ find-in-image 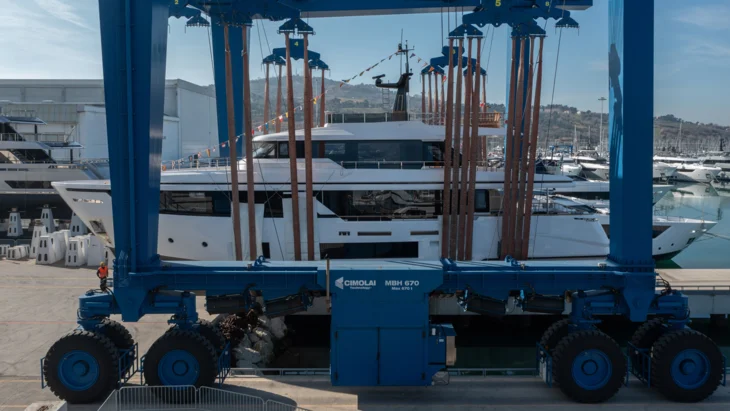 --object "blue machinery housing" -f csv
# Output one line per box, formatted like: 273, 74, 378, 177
40, 0, 726, 406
